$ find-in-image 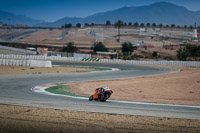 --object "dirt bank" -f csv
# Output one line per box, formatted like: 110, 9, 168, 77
0, 105, 200, 133
0, 66, 98, 75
